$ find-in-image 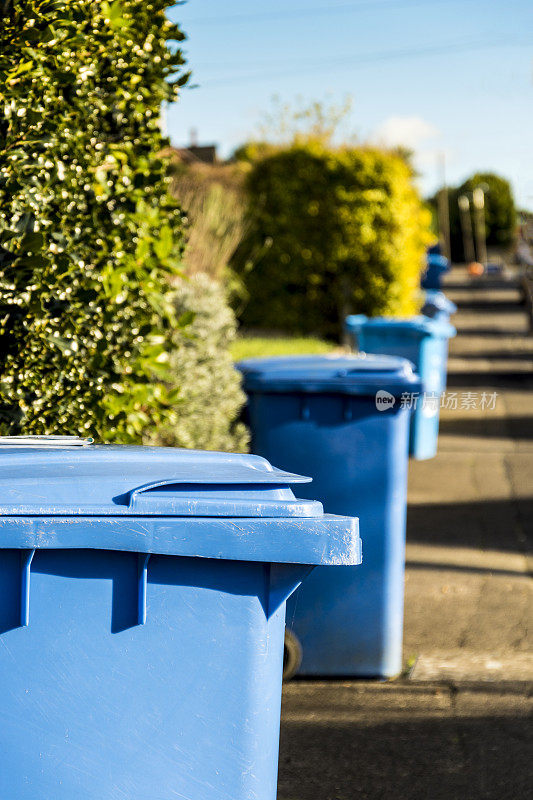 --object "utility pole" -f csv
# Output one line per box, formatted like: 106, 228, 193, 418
436, 152, 451, 261
472, 186, 488, 267
458, 194, 476, 263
